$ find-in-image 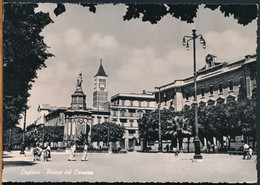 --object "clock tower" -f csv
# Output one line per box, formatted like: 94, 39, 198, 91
93, 59, 108, 110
